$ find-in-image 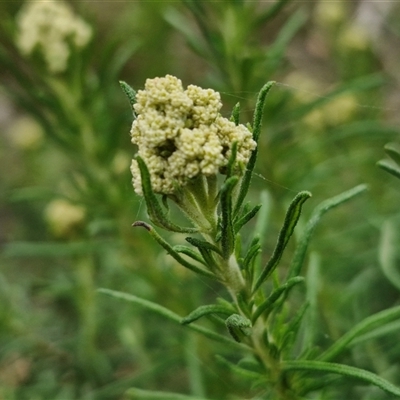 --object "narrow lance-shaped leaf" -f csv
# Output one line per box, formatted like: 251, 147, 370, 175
173, 245, 206, 265
252, 277, 304, 323
318, 304, 400, 363
126, 387, 209, 400
279, 302, 309, 353
384, 142, 400, 165
185, 237, 222, 255
234, 204, 262, 233
119, 80, 137, 111
98, 288, 251, 350
282, 360, 400, 397
379, 221, 400, 291
182, 304, 235, 325
220, 176, 239, 259
136, 156, 198, 233
215, 355, 263, 380
377, 159, 400, 180
288, 184, 367, 279
132, 221, 215, 279
253, 191, 311, 294
242, 236, 261, 271
185, 237, 220, 271
230, 102, 241, 125
234, 81, 275, 215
